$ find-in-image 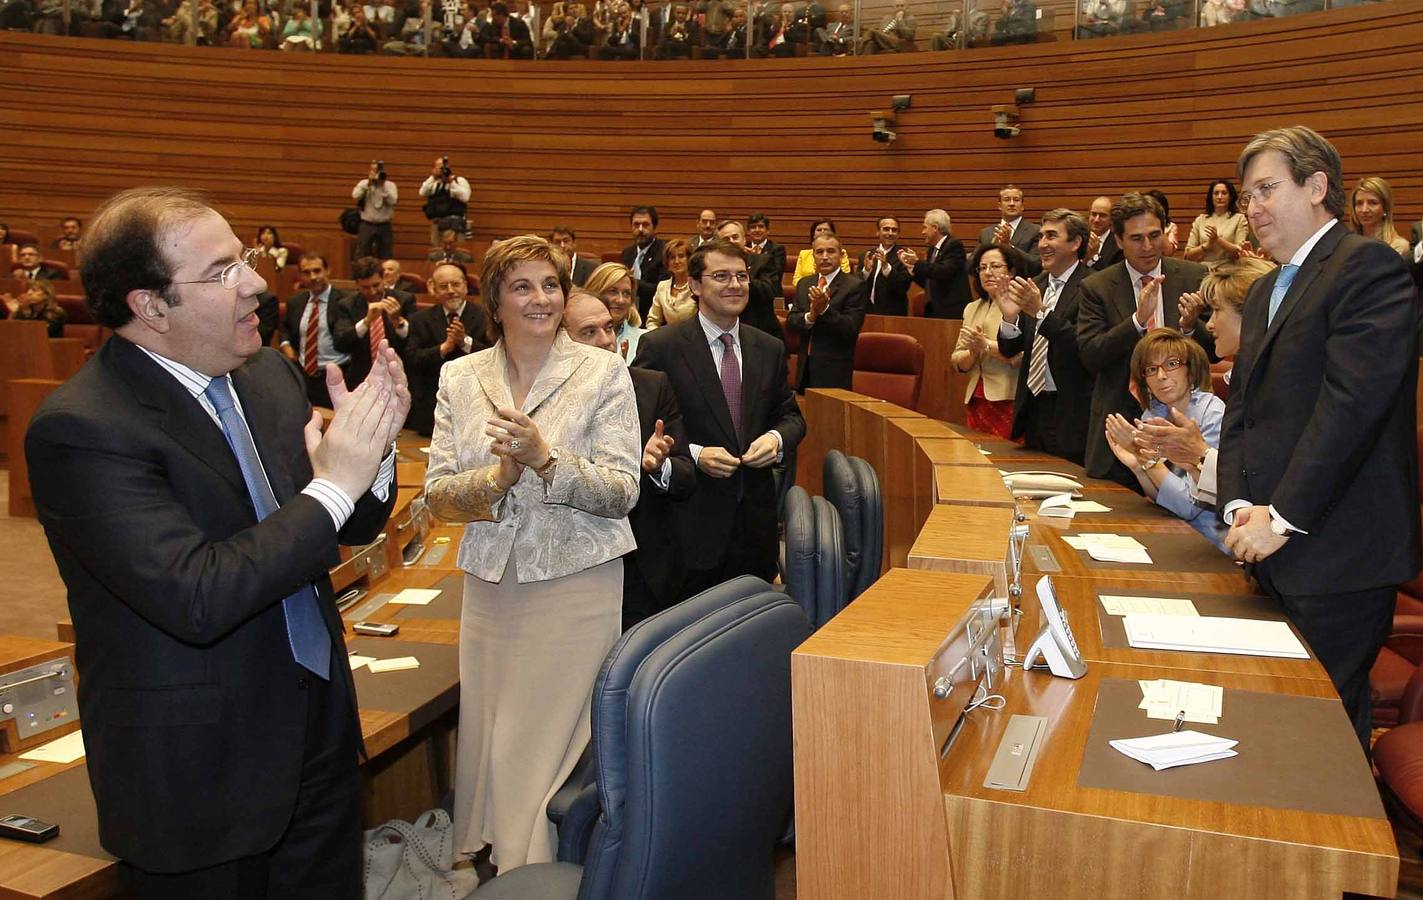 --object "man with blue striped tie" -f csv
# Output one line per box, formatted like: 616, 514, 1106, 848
1219, 126, 1419, 747
26, 187, 410, 896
